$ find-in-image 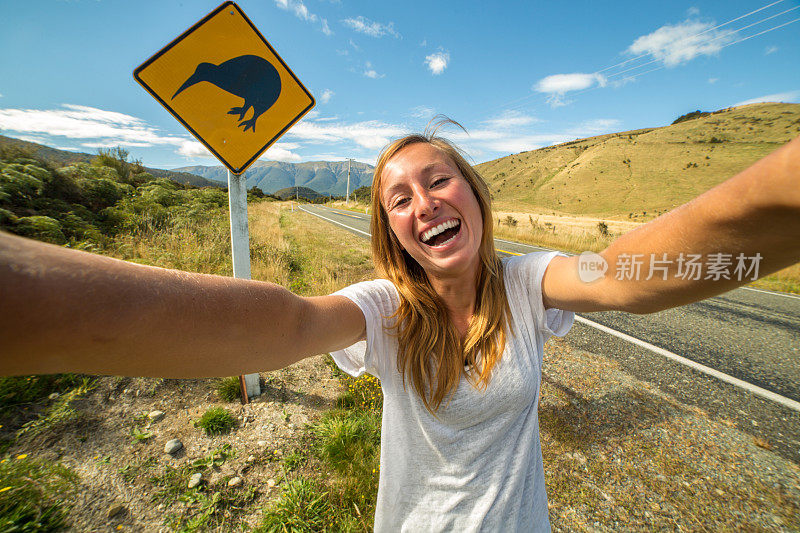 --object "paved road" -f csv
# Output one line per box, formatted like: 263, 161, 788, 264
299, 203, 800, 460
